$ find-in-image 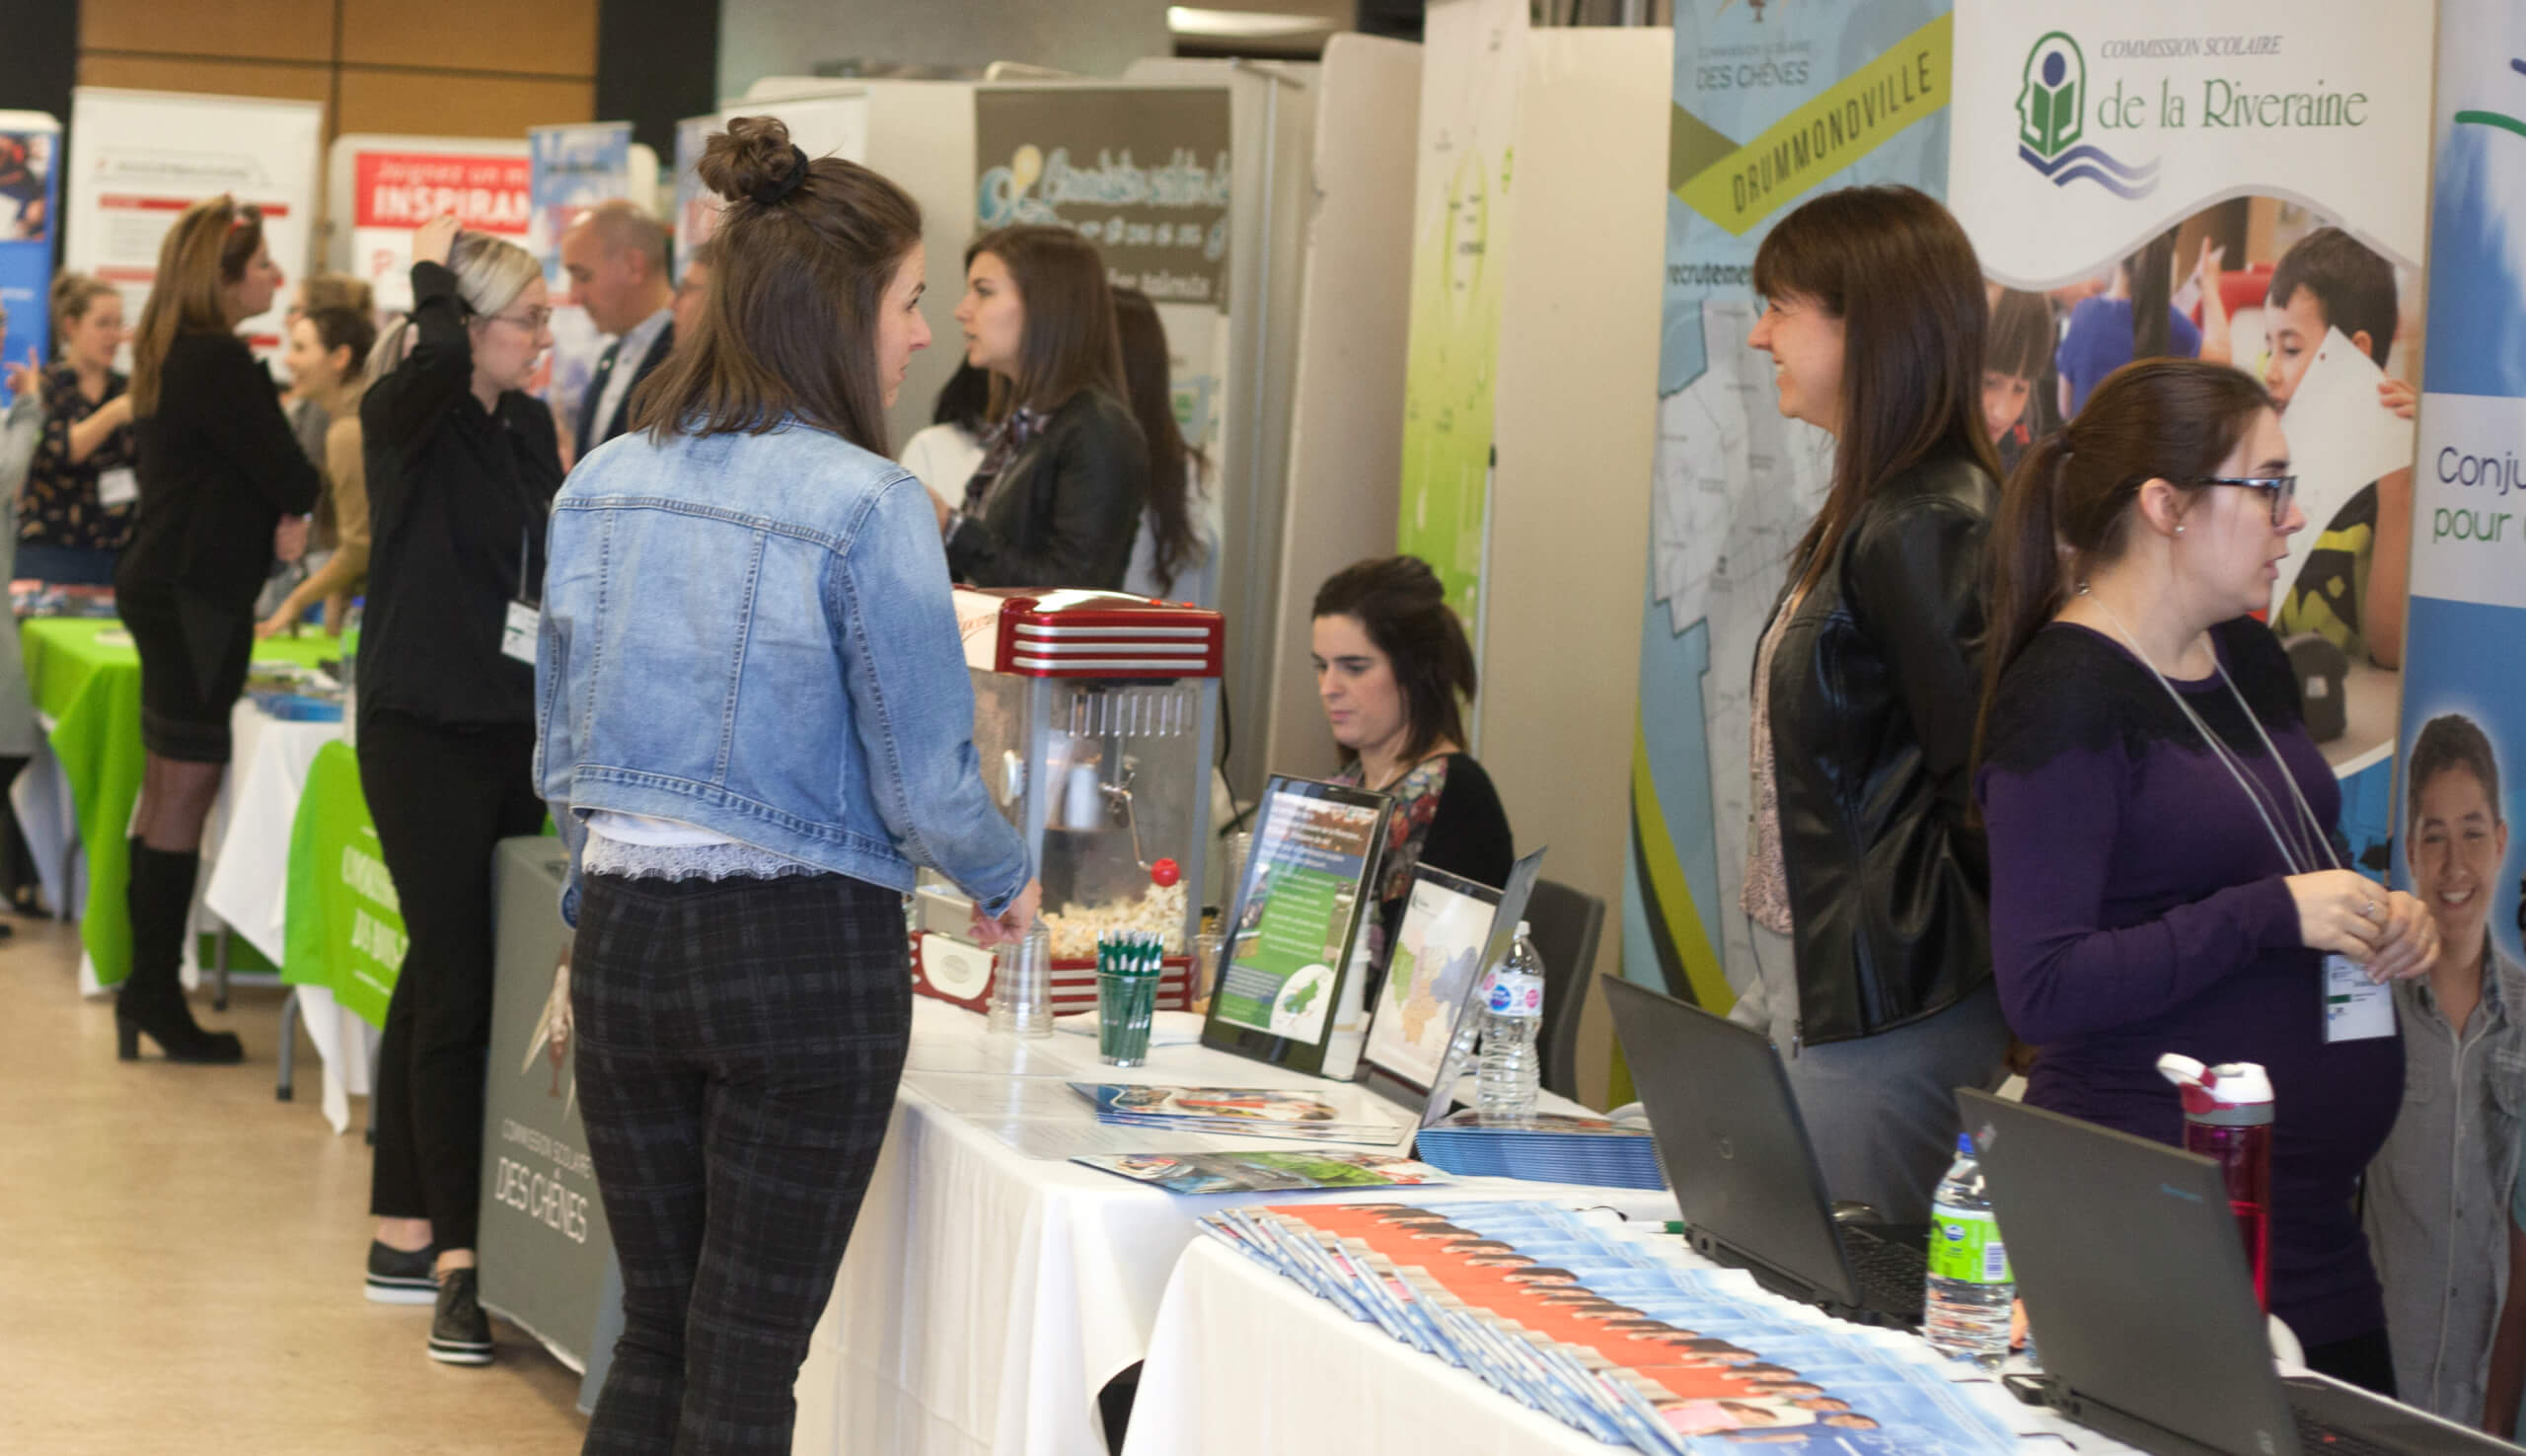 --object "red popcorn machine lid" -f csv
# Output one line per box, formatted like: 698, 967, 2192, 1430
952, 588, 1226, 680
